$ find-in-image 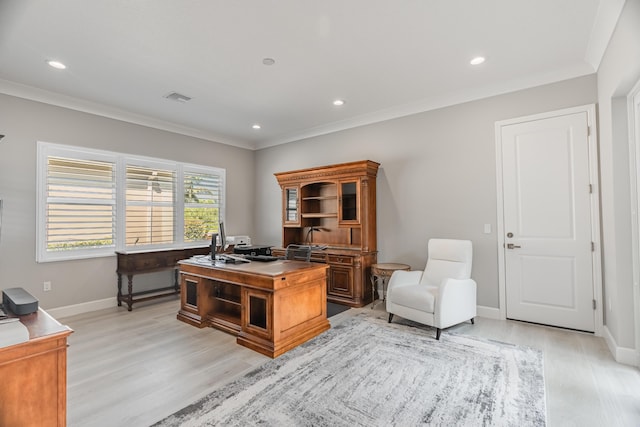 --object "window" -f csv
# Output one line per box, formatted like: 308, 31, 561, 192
125, 162, 176, 246
183, 167, 222, 243
37, 142, 225, 262
37, 144, 117, 261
